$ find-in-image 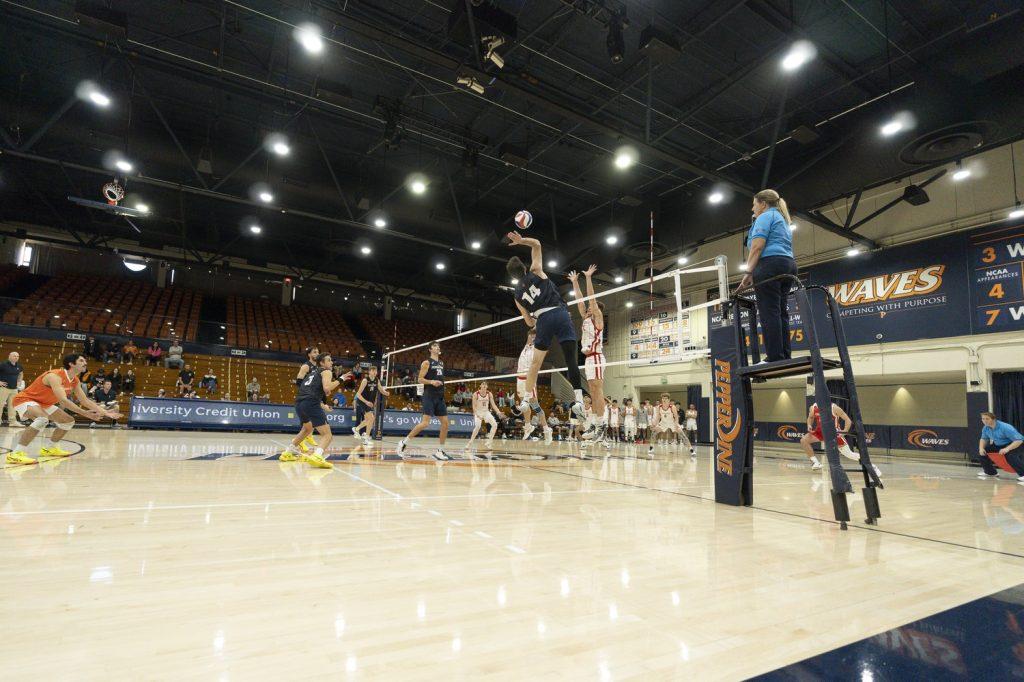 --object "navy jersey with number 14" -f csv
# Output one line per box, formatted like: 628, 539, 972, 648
514, 272, 563, 315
